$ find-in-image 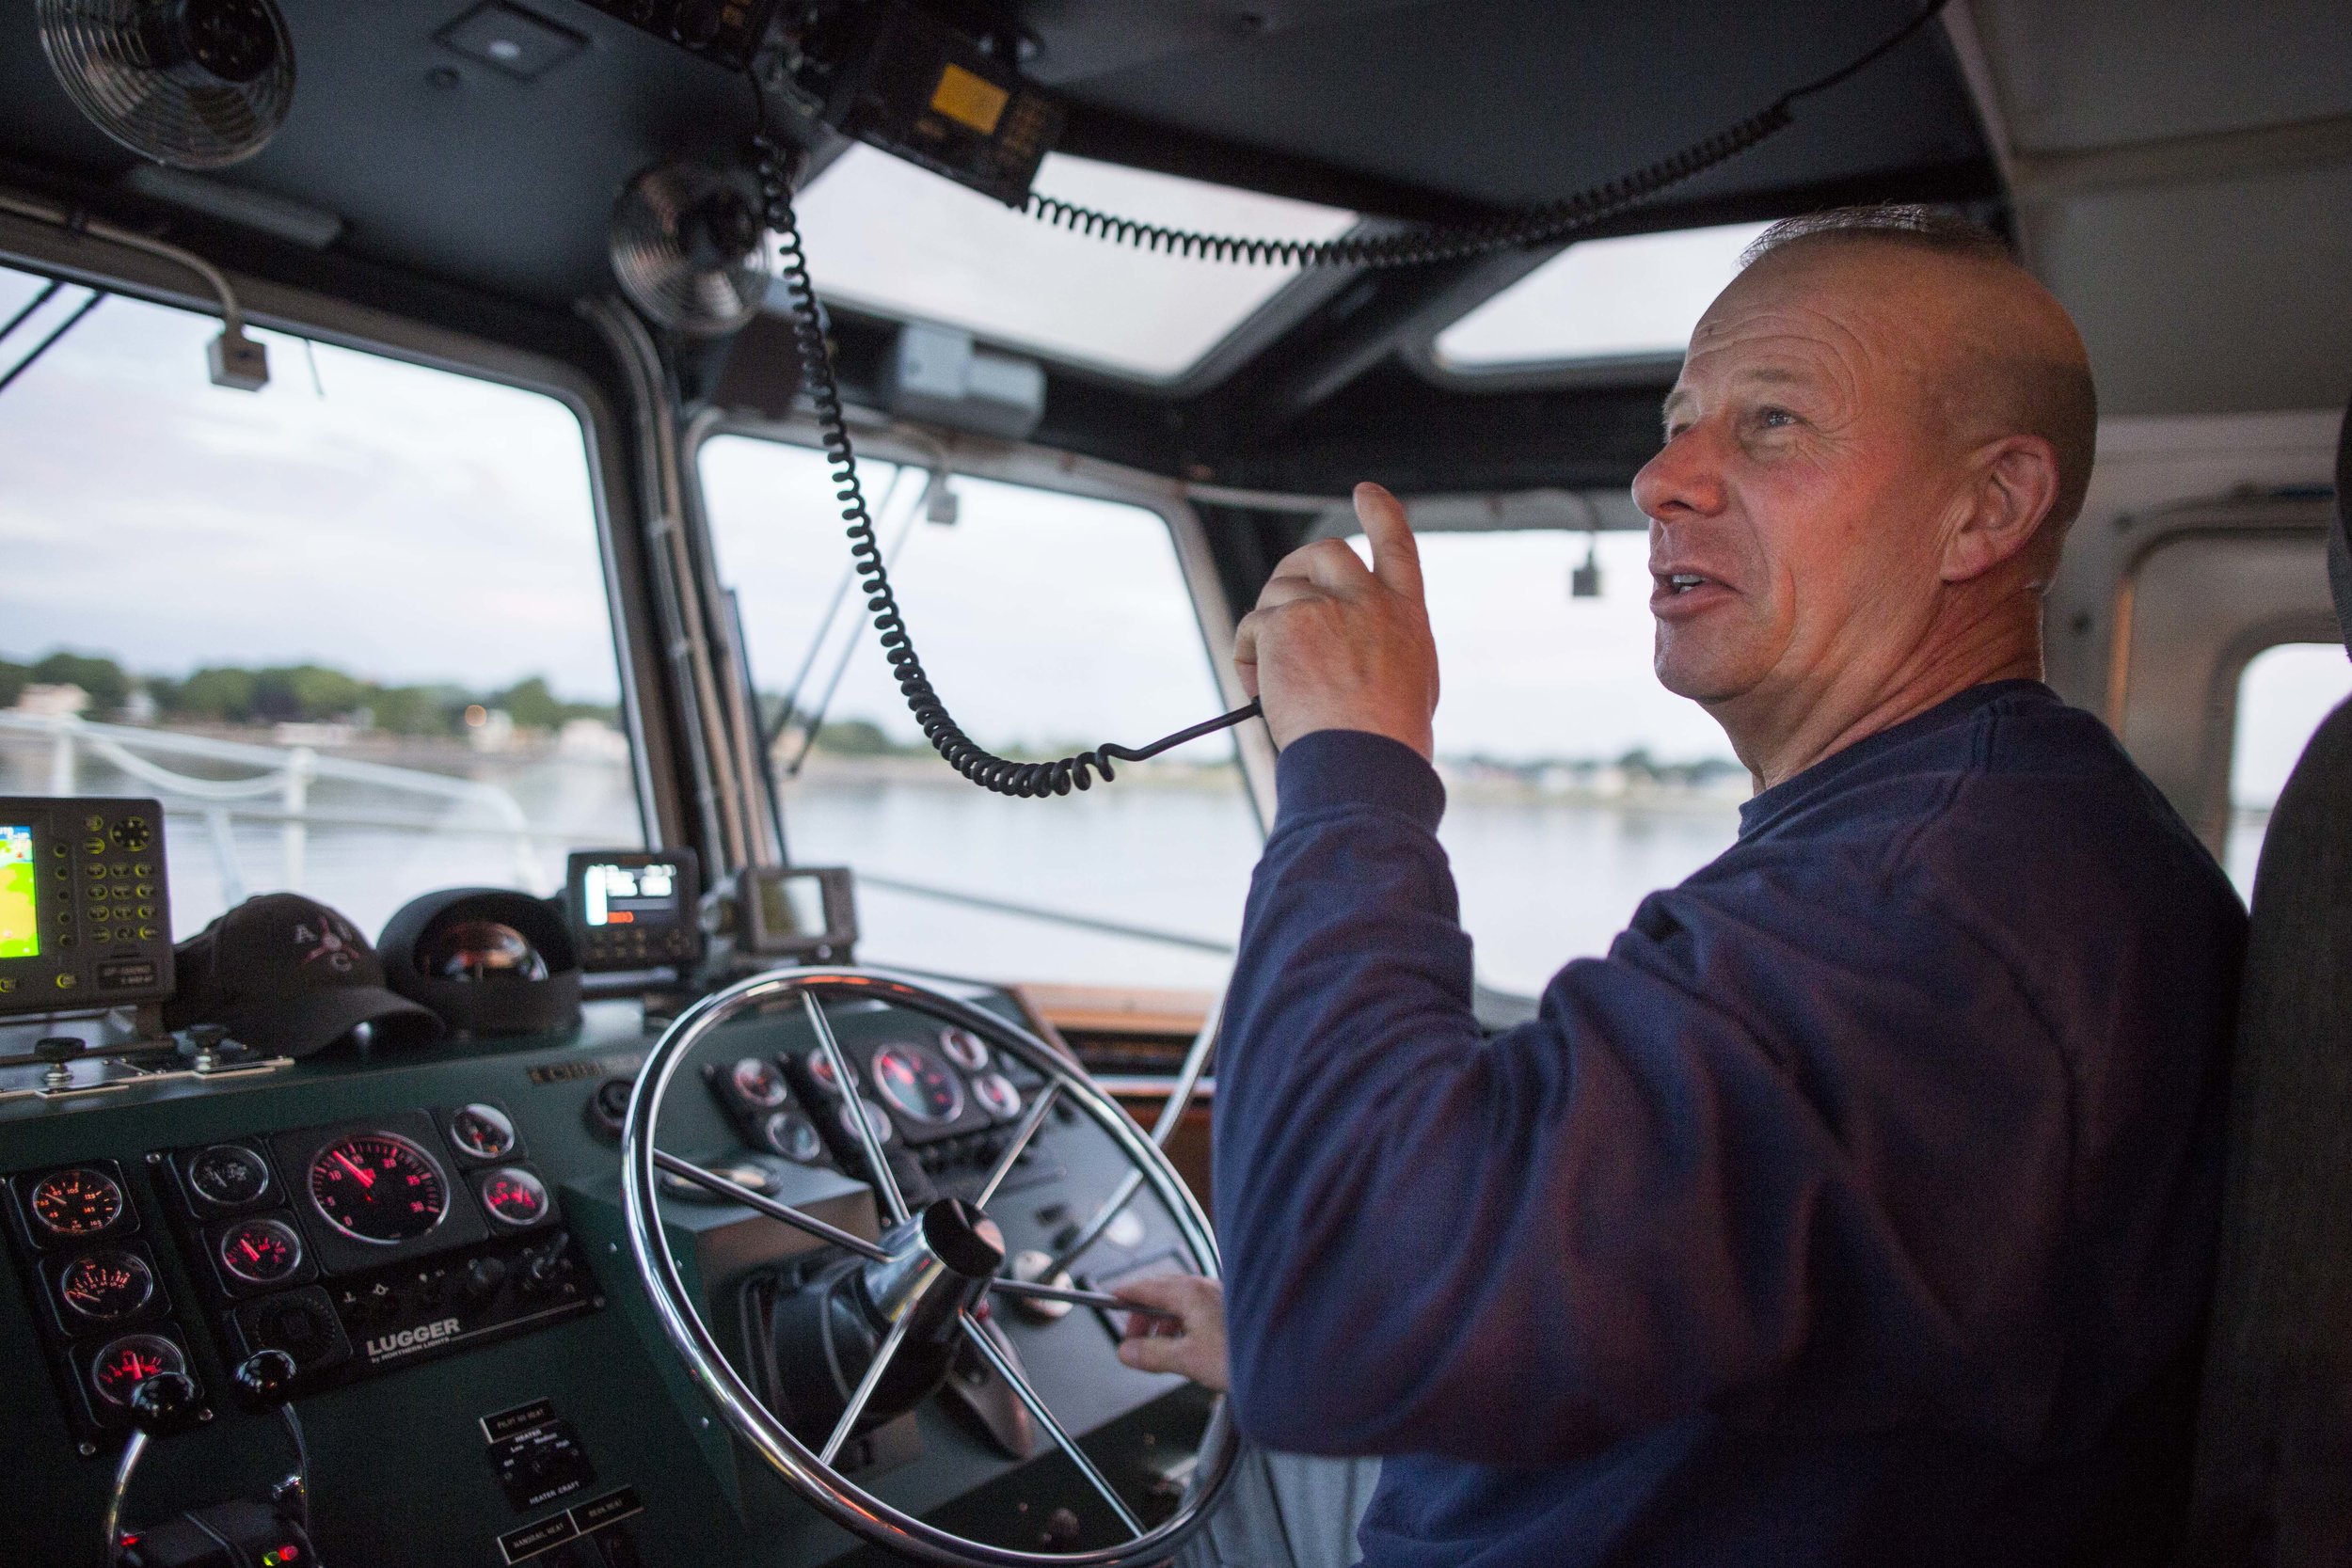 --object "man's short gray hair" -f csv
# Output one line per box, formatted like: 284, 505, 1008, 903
1735, 203, 2097, 546
1740, 204, 2012, 271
